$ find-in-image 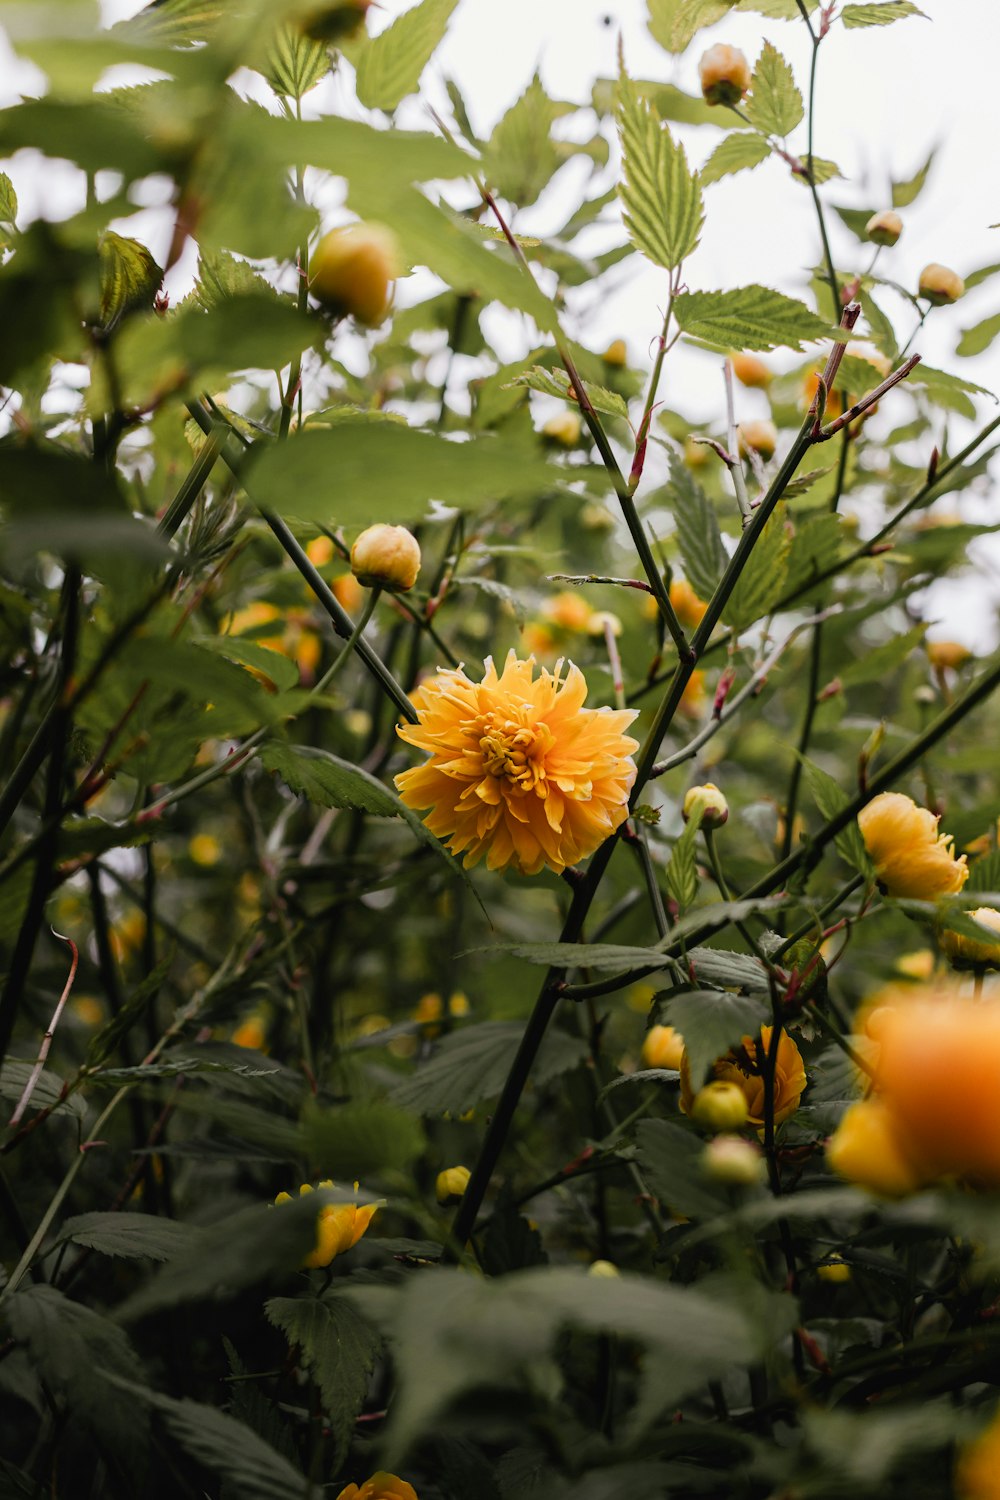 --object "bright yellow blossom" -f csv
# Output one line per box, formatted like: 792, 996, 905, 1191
642, 1024, 685, 1071
680, 1026, 806, 1129
858, 792, 969, 900
274, 1181, 377, 1268
941, 907, 1000, 968
335, 1473, 418, 1500
395, 652, 639, 876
